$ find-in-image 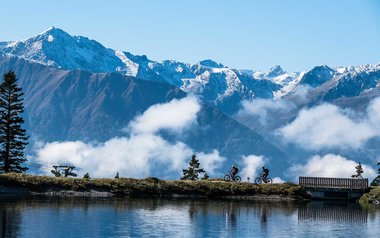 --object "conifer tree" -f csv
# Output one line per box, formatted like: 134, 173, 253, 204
0, 70, 28, 173
181, 154, 206, 180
